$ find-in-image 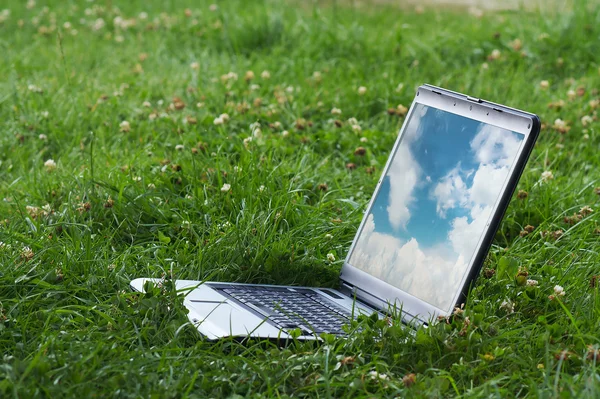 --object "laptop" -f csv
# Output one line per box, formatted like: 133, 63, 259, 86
130, 84, 540, 340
